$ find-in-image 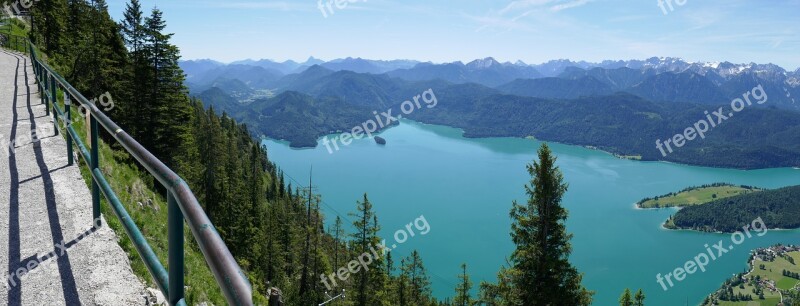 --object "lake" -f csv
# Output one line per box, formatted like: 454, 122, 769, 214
262, 120, 800, 306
